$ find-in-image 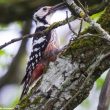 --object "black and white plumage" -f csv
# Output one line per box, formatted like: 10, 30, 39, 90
20, 6, 60, 99
20, 4, 84, 99
20, 26, 51, 98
